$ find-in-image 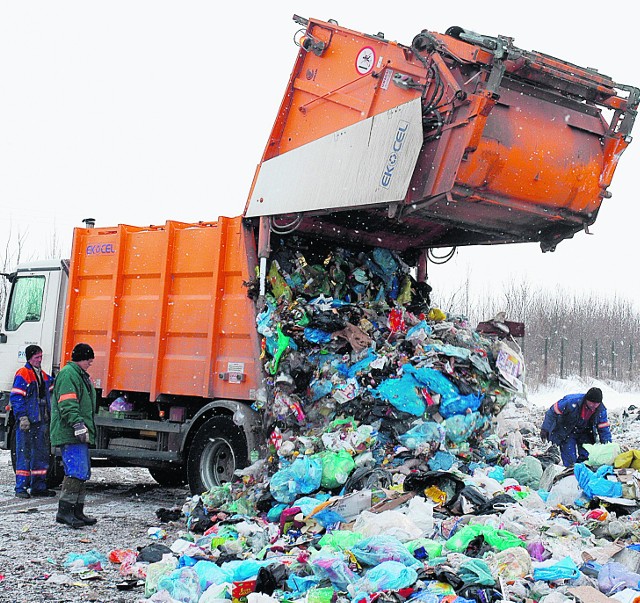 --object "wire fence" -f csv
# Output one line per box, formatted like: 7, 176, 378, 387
523, 337, 638, 387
